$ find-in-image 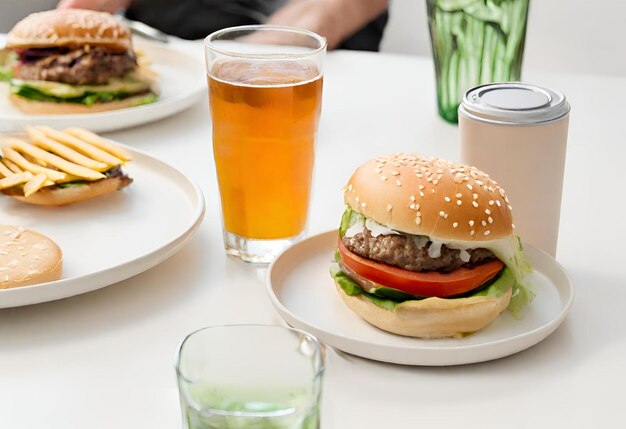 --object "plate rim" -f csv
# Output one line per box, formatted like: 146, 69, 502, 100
266, 230, 575, 364
0, 141, 206, 307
